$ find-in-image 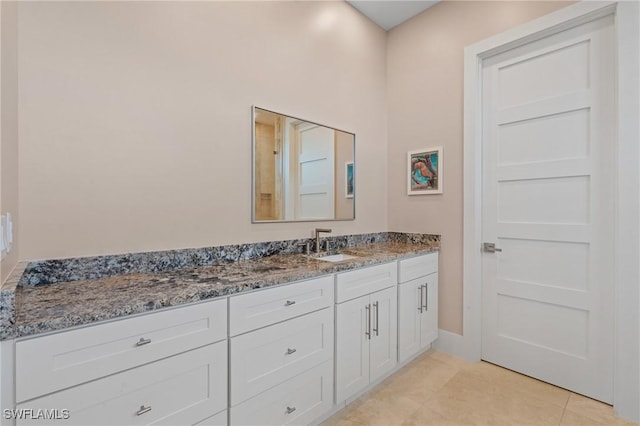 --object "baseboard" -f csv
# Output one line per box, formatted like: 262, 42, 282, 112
433, 329, 478, 362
